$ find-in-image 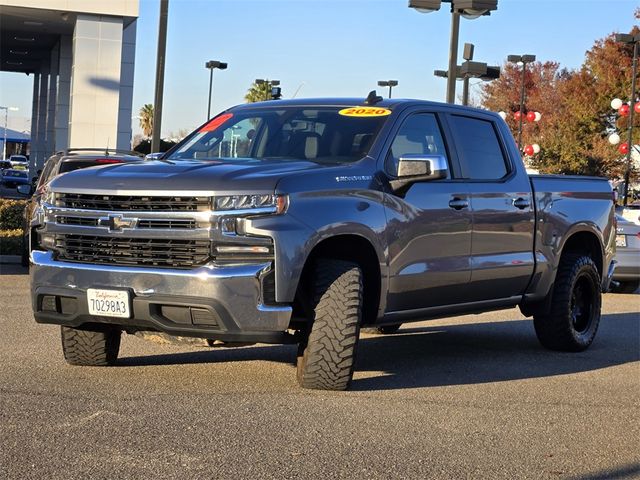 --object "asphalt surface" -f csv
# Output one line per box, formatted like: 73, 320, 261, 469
0, 263, 638, 480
